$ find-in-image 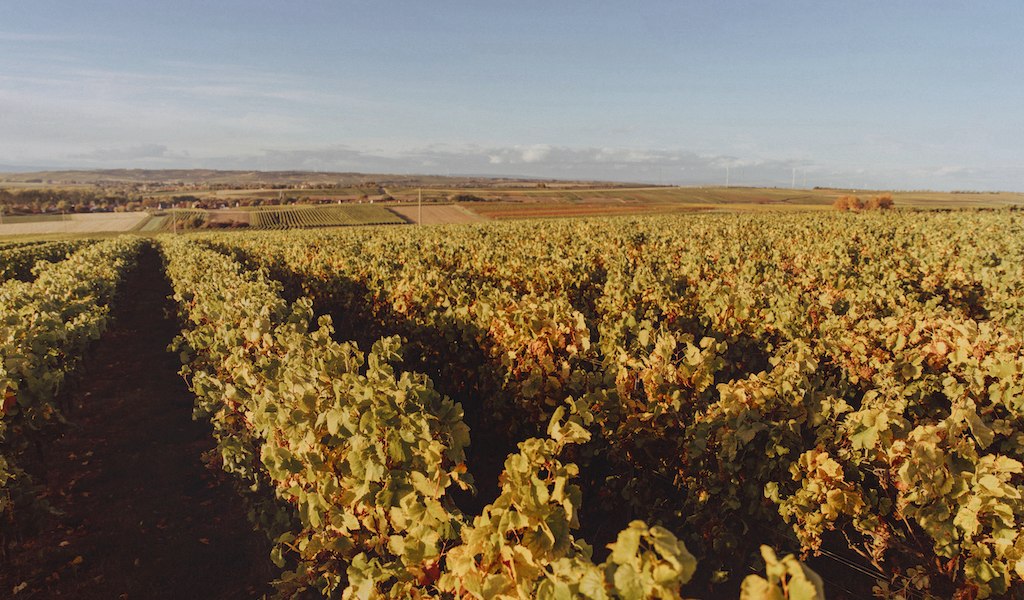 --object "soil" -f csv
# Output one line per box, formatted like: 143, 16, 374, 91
0, 244, 274, 599
204, 210, 252, 227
